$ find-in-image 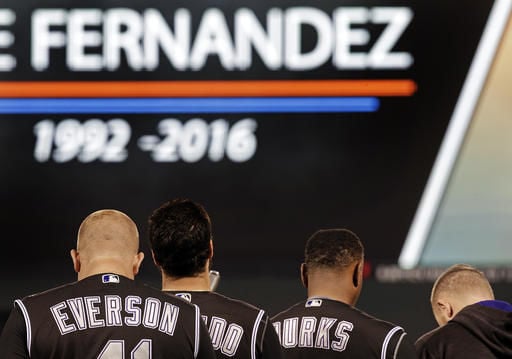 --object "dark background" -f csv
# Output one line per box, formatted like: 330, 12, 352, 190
1, 0, 508, 342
